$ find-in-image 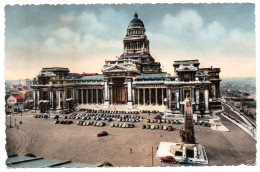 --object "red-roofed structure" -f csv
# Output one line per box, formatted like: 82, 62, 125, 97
23, 86, 30, 90
11, 94, 24, 100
